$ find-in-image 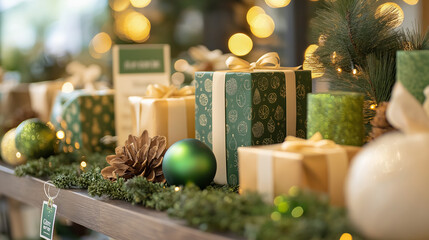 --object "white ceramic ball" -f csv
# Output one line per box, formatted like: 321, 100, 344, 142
347, 132, 429, 240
